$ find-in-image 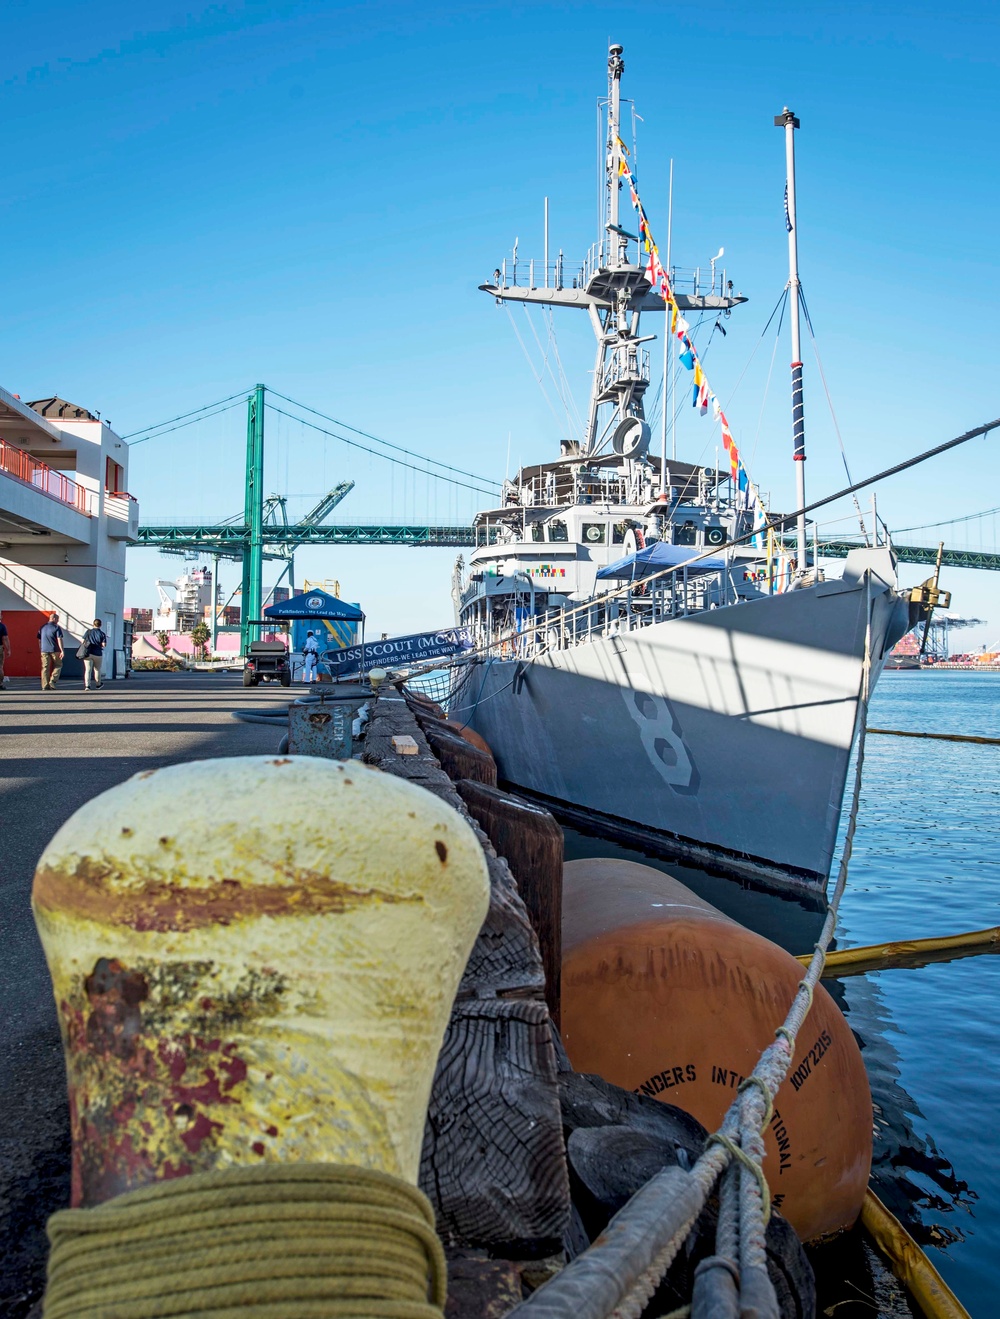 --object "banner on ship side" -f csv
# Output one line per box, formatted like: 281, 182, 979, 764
322, 627, 474, 674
